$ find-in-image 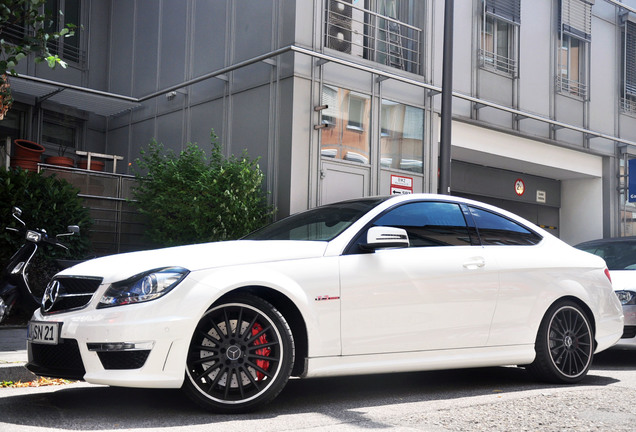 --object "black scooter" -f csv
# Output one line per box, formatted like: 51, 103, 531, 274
0, 207, 79, 323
